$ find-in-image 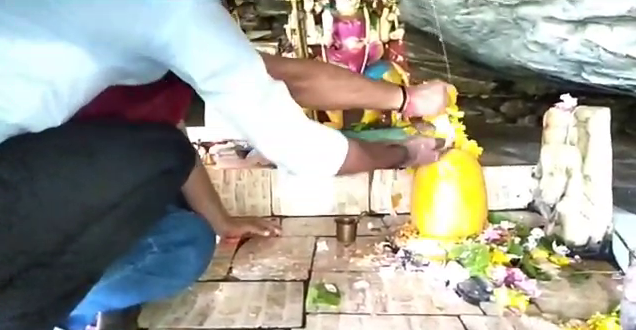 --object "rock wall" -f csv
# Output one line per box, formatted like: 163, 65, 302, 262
401, 0, 636, 95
